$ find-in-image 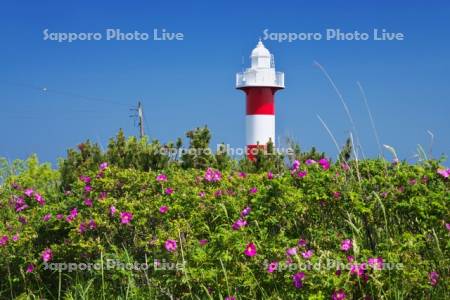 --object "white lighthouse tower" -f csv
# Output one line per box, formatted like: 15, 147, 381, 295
236, 40, 285, 159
